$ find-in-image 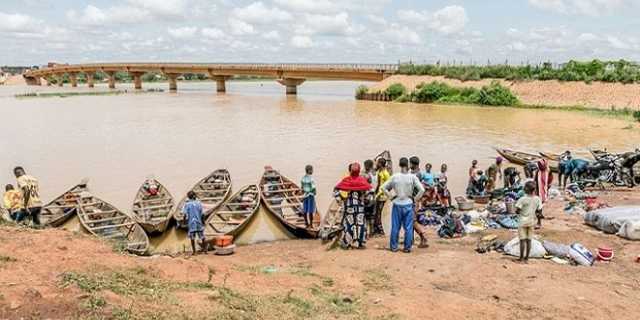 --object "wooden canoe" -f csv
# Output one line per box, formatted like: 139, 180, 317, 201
260, 167, 319, 239
319, 150, 391, 241
205, 184, 260, 238
173, 169, 232, 229
77, 192, 149, 255
495, 148, 559, 173
132, 178, 174, 234
41, 180, 89, 227
539, 152, 561, 161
